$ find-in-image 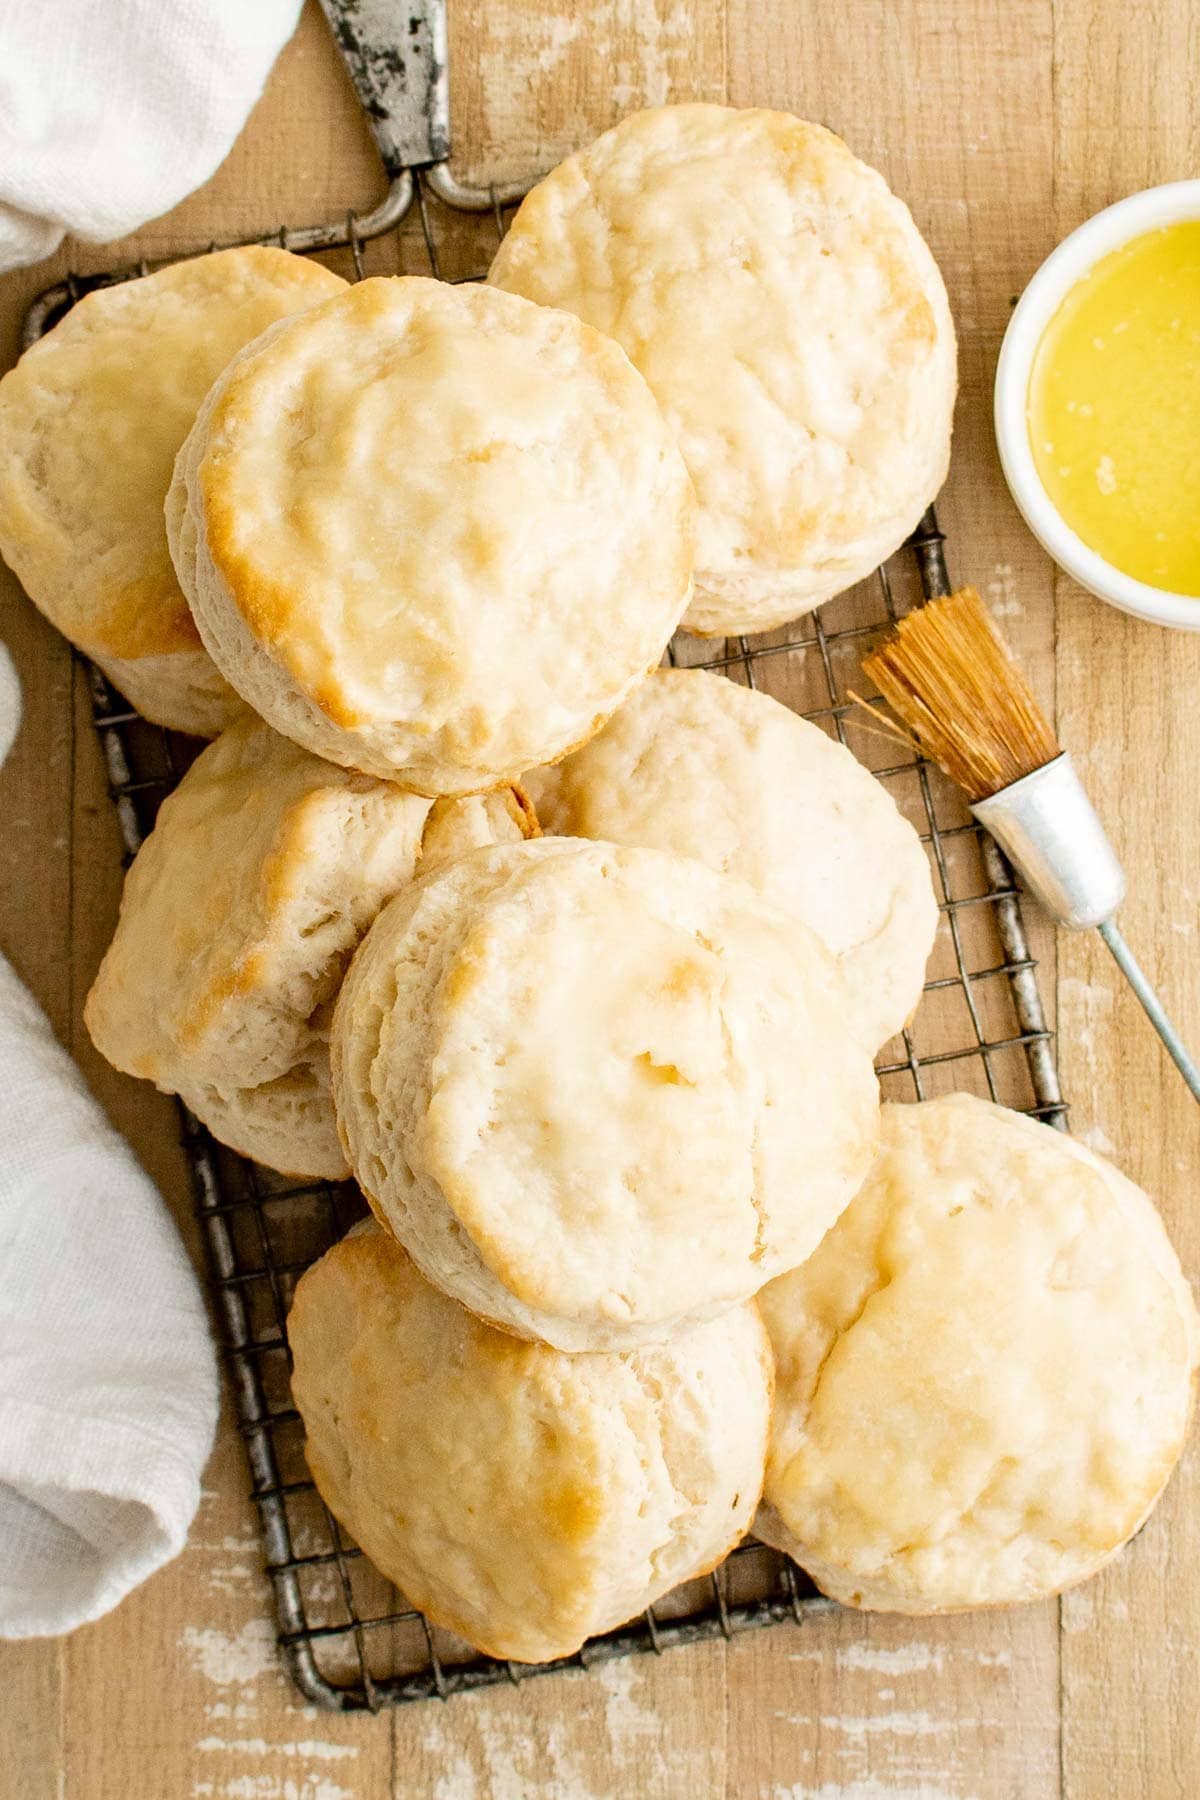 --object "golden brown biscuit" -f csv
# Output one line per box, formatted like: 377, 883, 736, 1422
289, 1220, 773, 1663
331, 837, 880, 1348
0, 247, 347, 734
168, 276, 696, 790
84, 716, 534, 1176
490, 104, 956, 634
756, 1094, 1199, 1611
